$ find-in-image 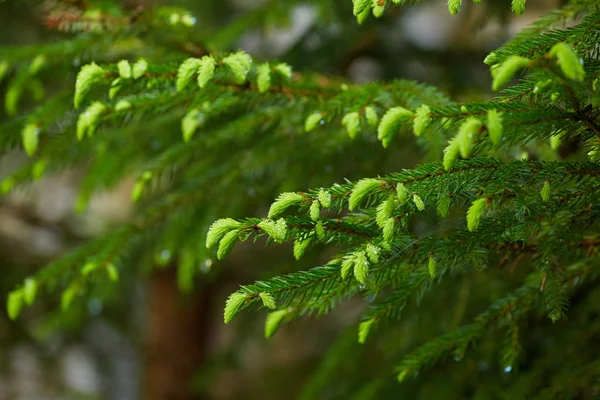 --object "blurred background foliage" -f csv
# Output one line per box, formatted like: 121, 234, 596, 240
0, 0, 569, 399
